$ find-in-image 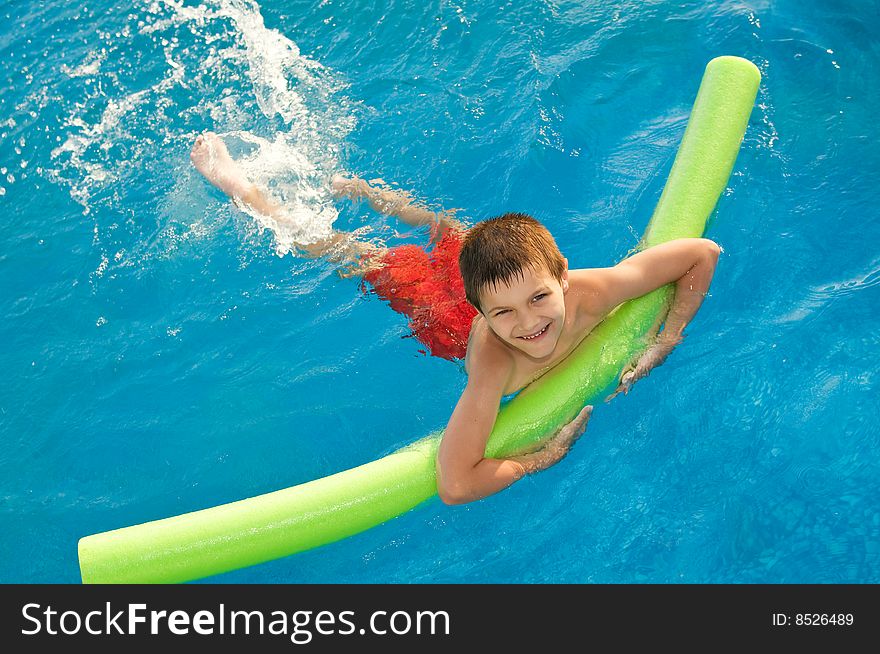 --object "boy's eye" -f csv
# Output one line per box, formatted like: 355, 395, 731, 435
533, 293, 546, 302
494, 309, 509, 316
